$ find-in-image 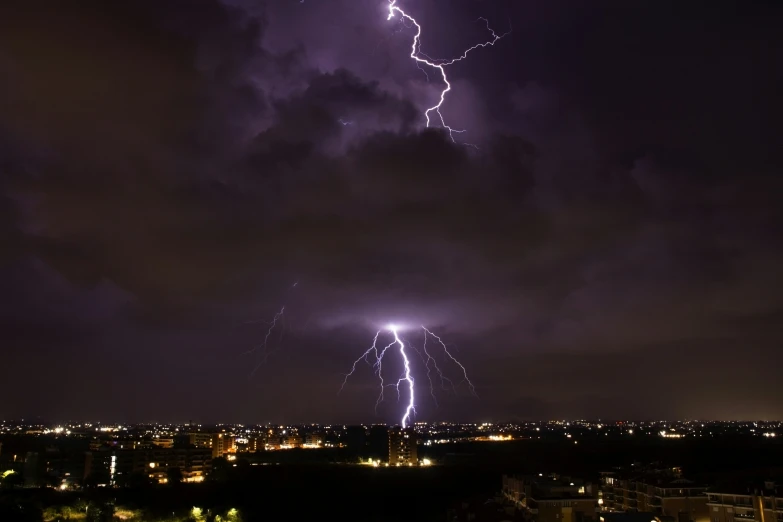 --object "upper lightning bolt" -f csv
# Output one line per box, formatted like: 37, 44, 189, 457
387, 0, 510, 145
